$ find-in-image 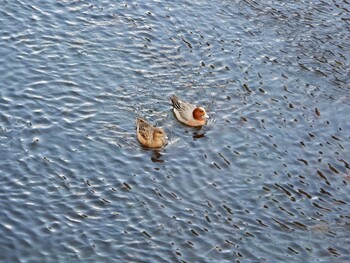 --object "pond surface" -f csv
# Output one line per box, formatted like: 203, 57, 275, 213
1, 0, 349, 262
